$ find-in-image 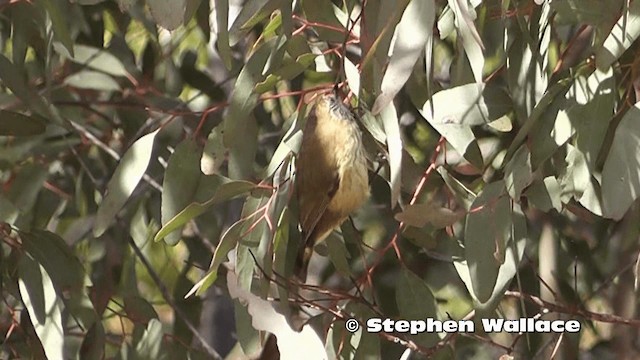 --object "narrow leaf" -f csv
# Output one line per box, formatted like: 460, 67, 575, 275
372, 0, 435, 114
379, 102, 403, 207
148, 0, 186, 30
94, 130, 159, 237
161, 139, 203, 245
602, 103, 640, 219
